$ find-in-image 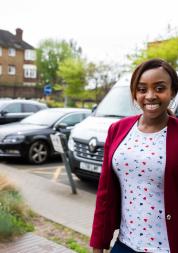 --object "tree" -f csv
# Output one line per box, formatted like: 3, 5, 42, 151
129, 37, 178, 69
58, 58, 87, 106
36, 39, 82, 86
86, 62, 120, 103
